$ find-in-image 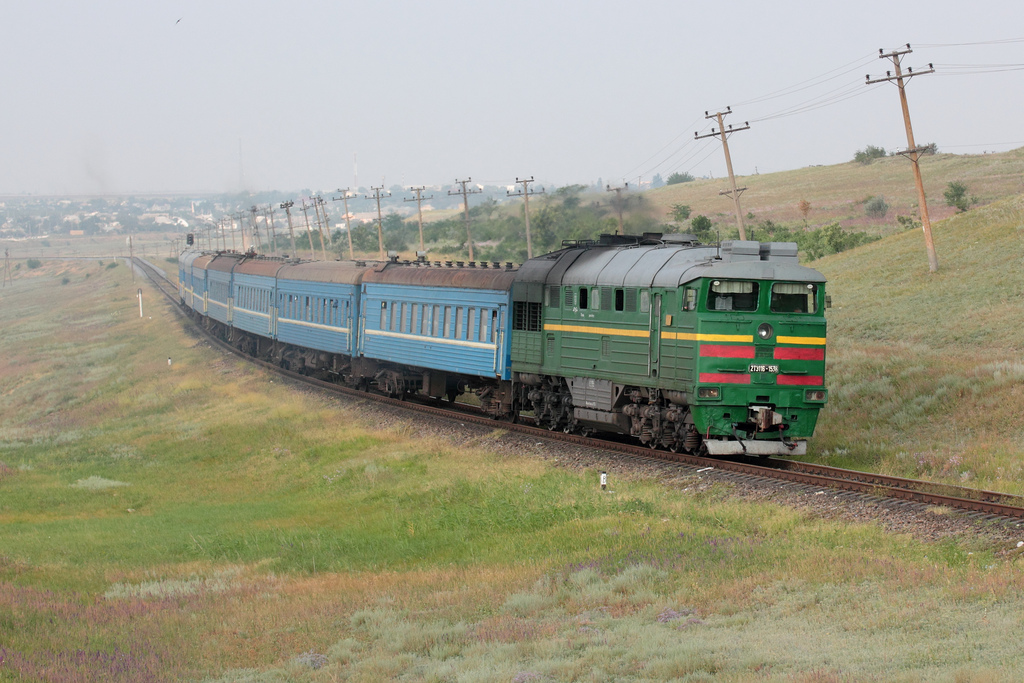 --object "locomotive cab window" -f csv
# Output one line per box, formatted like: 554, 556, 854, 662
707, 280, 759, 312
770, 283, 817, 314
682, 288, 698, 311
